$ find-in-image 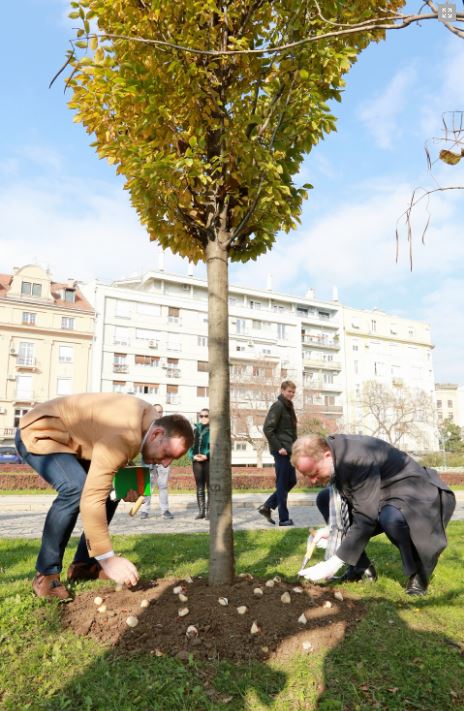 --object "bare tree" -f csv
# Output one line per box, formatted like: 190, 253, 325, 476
354, 380, 435, 449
